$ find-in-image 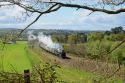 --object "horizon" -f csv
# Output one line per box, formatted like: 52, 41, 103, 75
0, 2, 125, 30
0, 26, 113, 31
